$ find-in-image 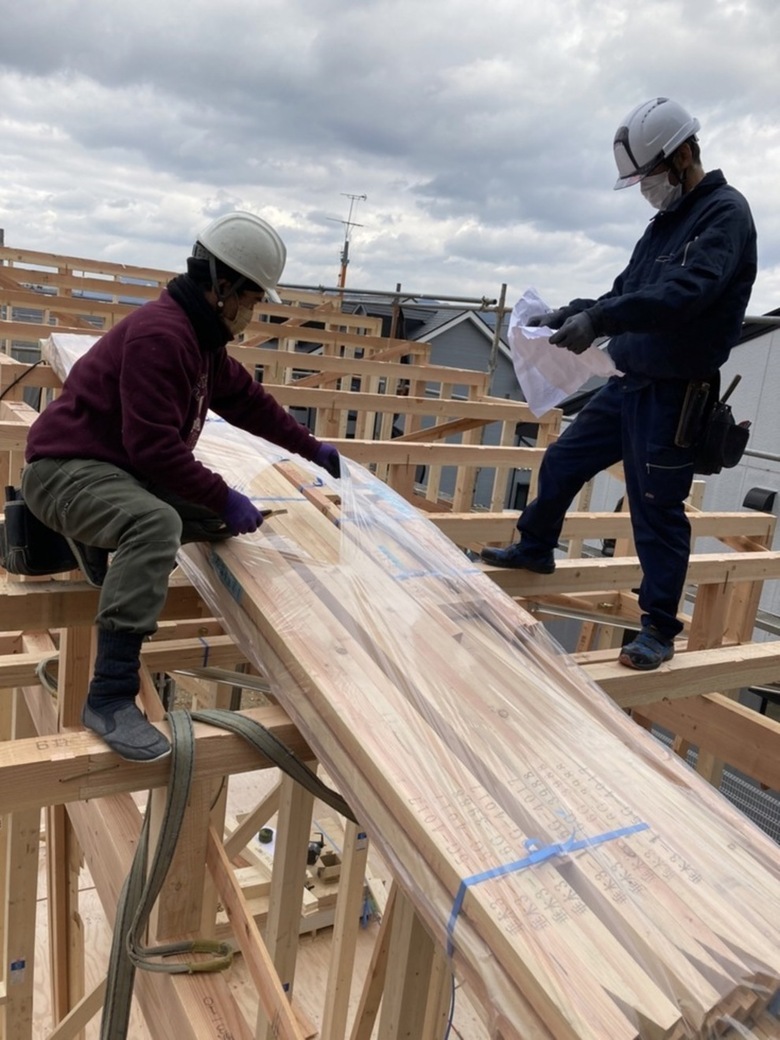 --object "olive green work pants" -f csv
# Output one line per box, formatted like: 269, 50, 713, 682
21, 458, 229, 635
